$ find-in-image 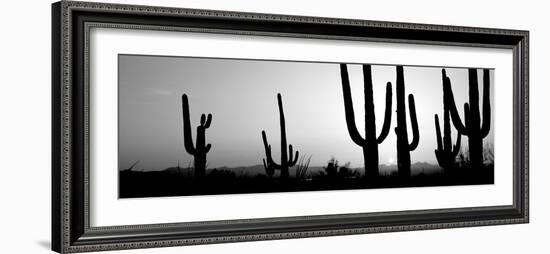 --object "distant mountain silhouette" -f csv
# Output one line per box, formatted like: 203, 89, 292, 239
129, 161, 442, 178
